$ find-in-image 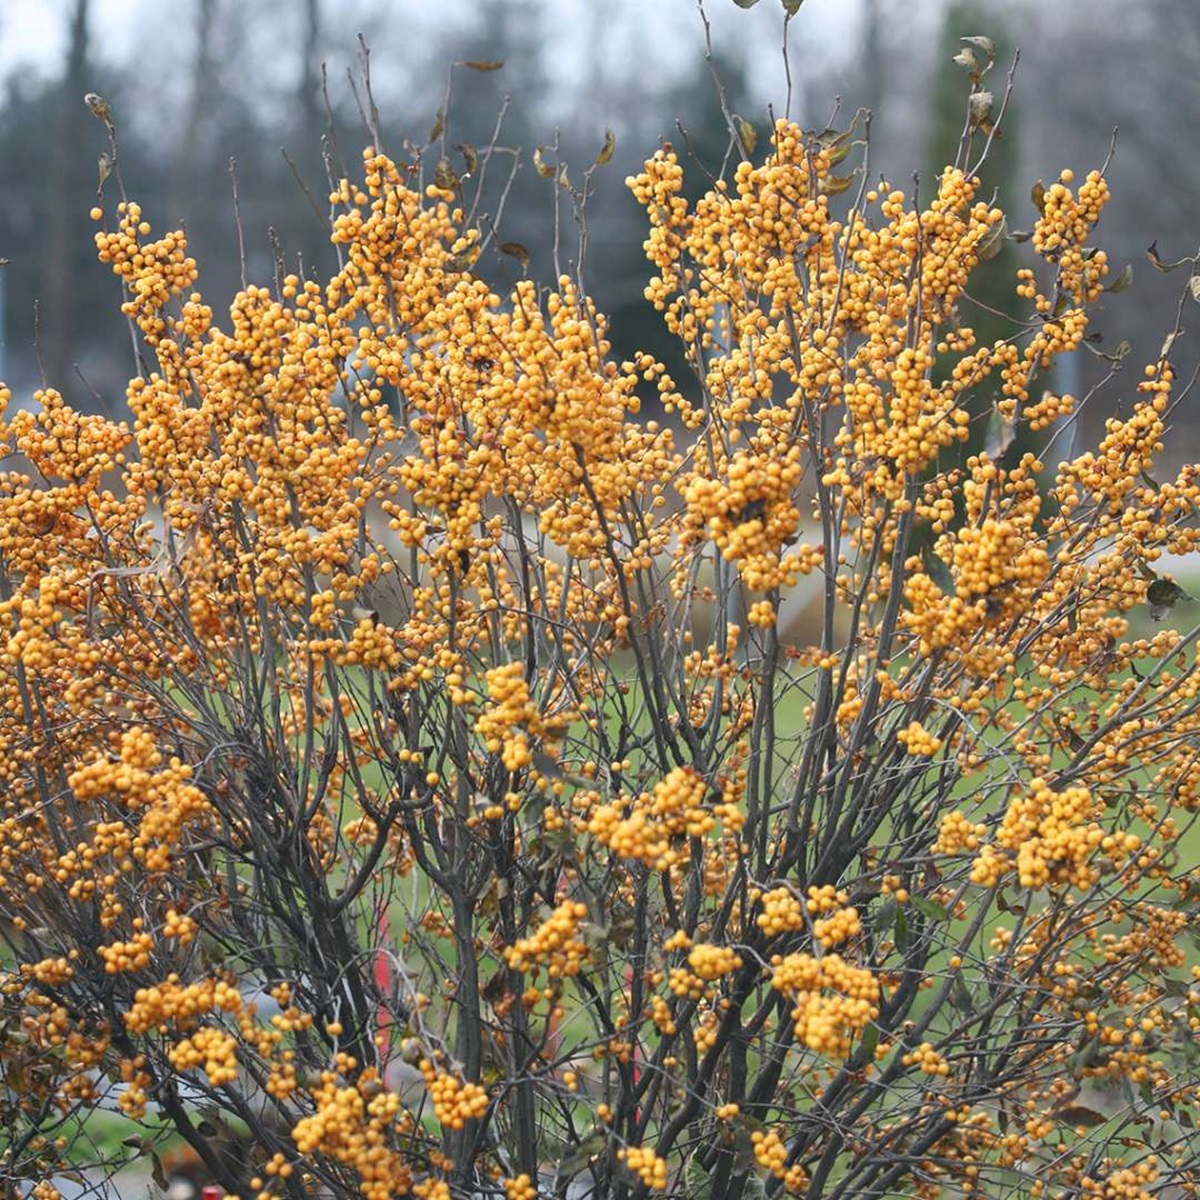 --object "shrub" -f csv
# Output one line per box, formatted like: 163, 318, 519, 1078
3, 36, 1200, 1200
